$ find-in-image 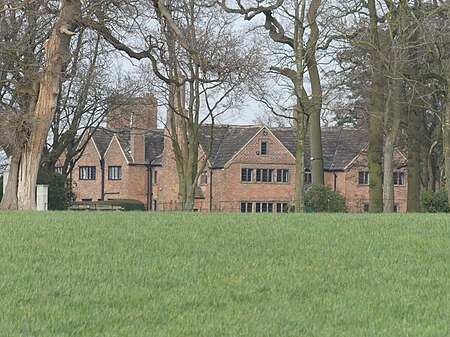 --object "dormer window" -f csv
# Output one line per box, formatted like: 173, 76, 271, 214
261, 141, 267, 155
